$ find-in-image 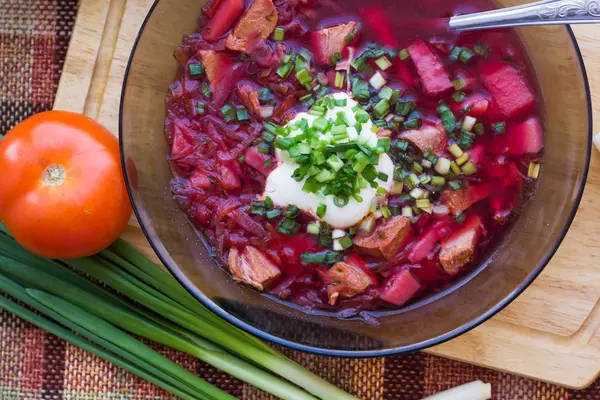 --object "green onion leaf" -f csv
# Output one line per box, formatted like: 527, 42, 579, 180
273, 27, 284, 41
188, 63, 204, 78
